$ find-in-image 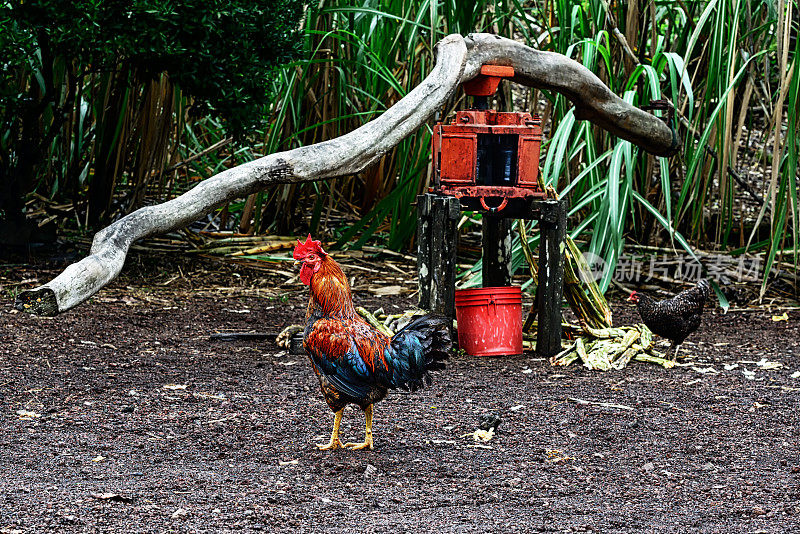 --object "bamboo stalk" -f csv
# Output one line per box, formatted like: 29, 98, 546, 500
610, 329, 641, 369
579, 324, 628, 339
356, 306, 394, 337
541, 185, 613, 329
575, 337, 590, 367
584, 339, 613, 370
203, 235, 297, 246
548, 322, 671, 371
230, 242, 294, 256
633, 353, 674, 368
613, 343, 641, 370
552, 351, 579, 367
